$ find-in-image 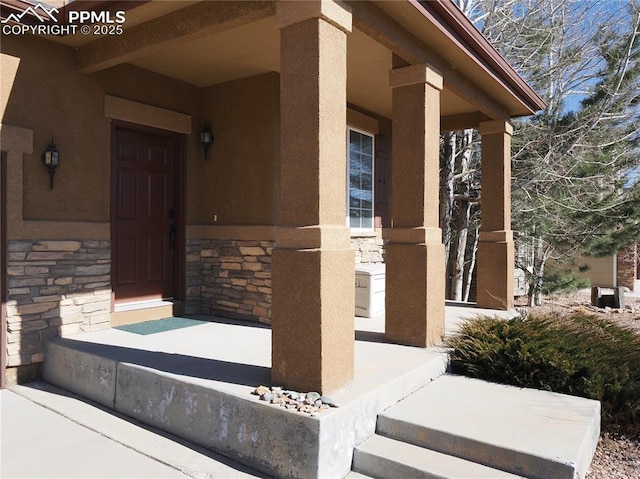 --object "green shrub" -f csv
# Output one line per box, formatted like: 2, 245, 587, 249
540, 269, 590, 296
446, 312, 640, 438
